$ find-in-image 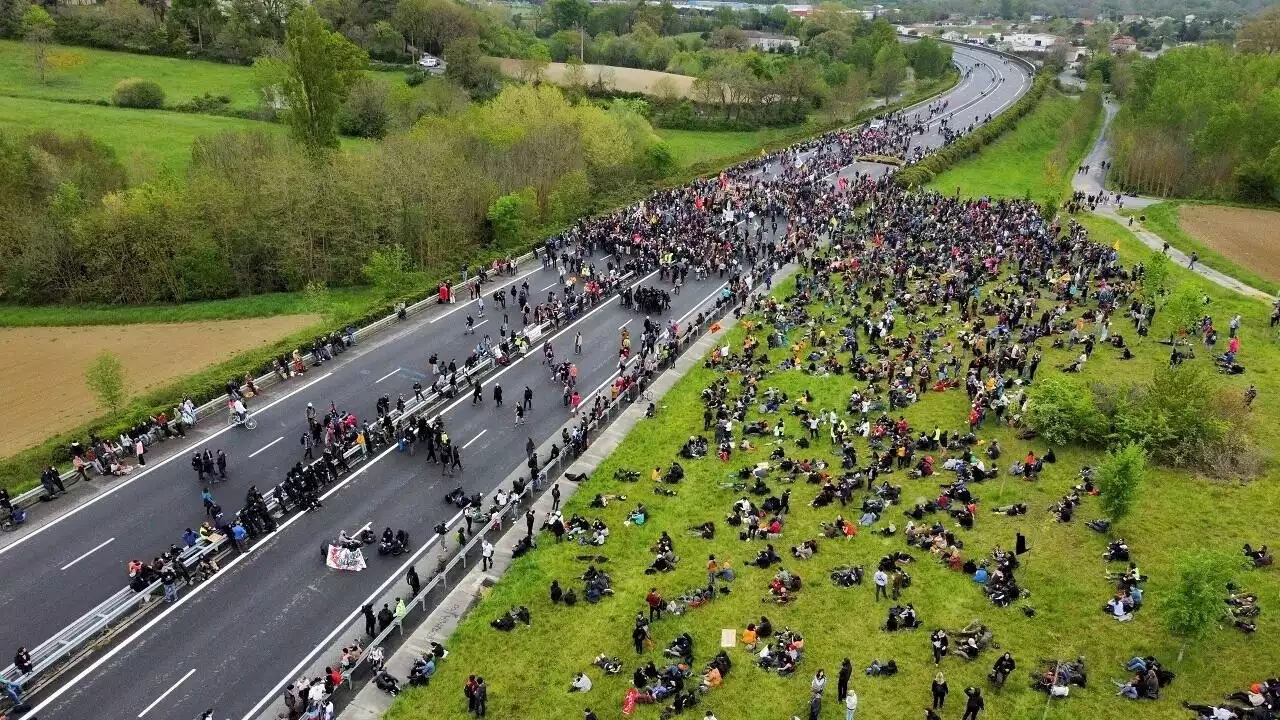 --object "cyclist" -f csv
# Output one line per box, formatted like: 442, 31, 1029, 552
230, 397, 248, 424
